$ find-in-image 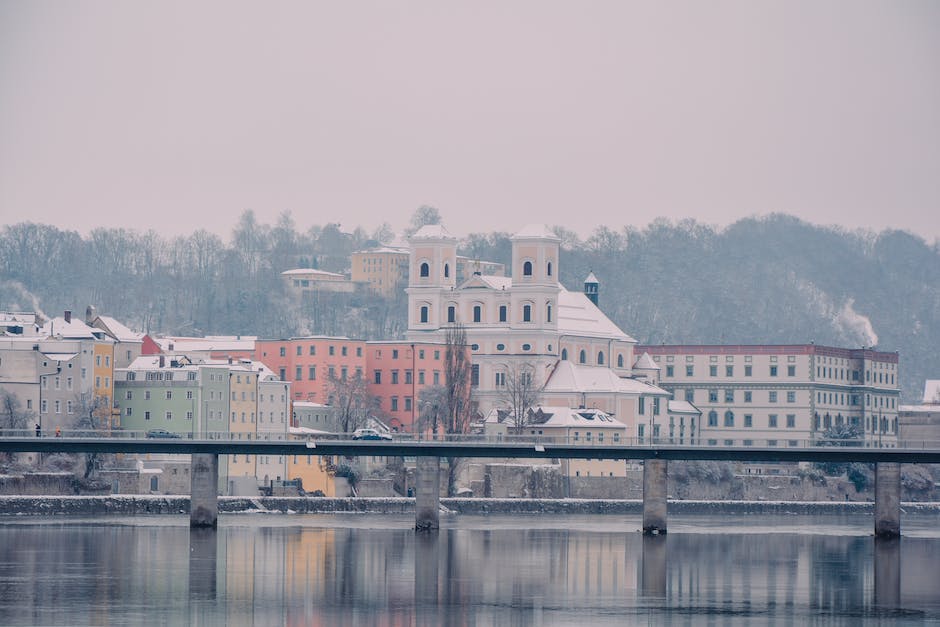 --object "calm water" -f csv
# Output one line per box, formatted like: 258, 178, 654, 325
0, 512, 939, 626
